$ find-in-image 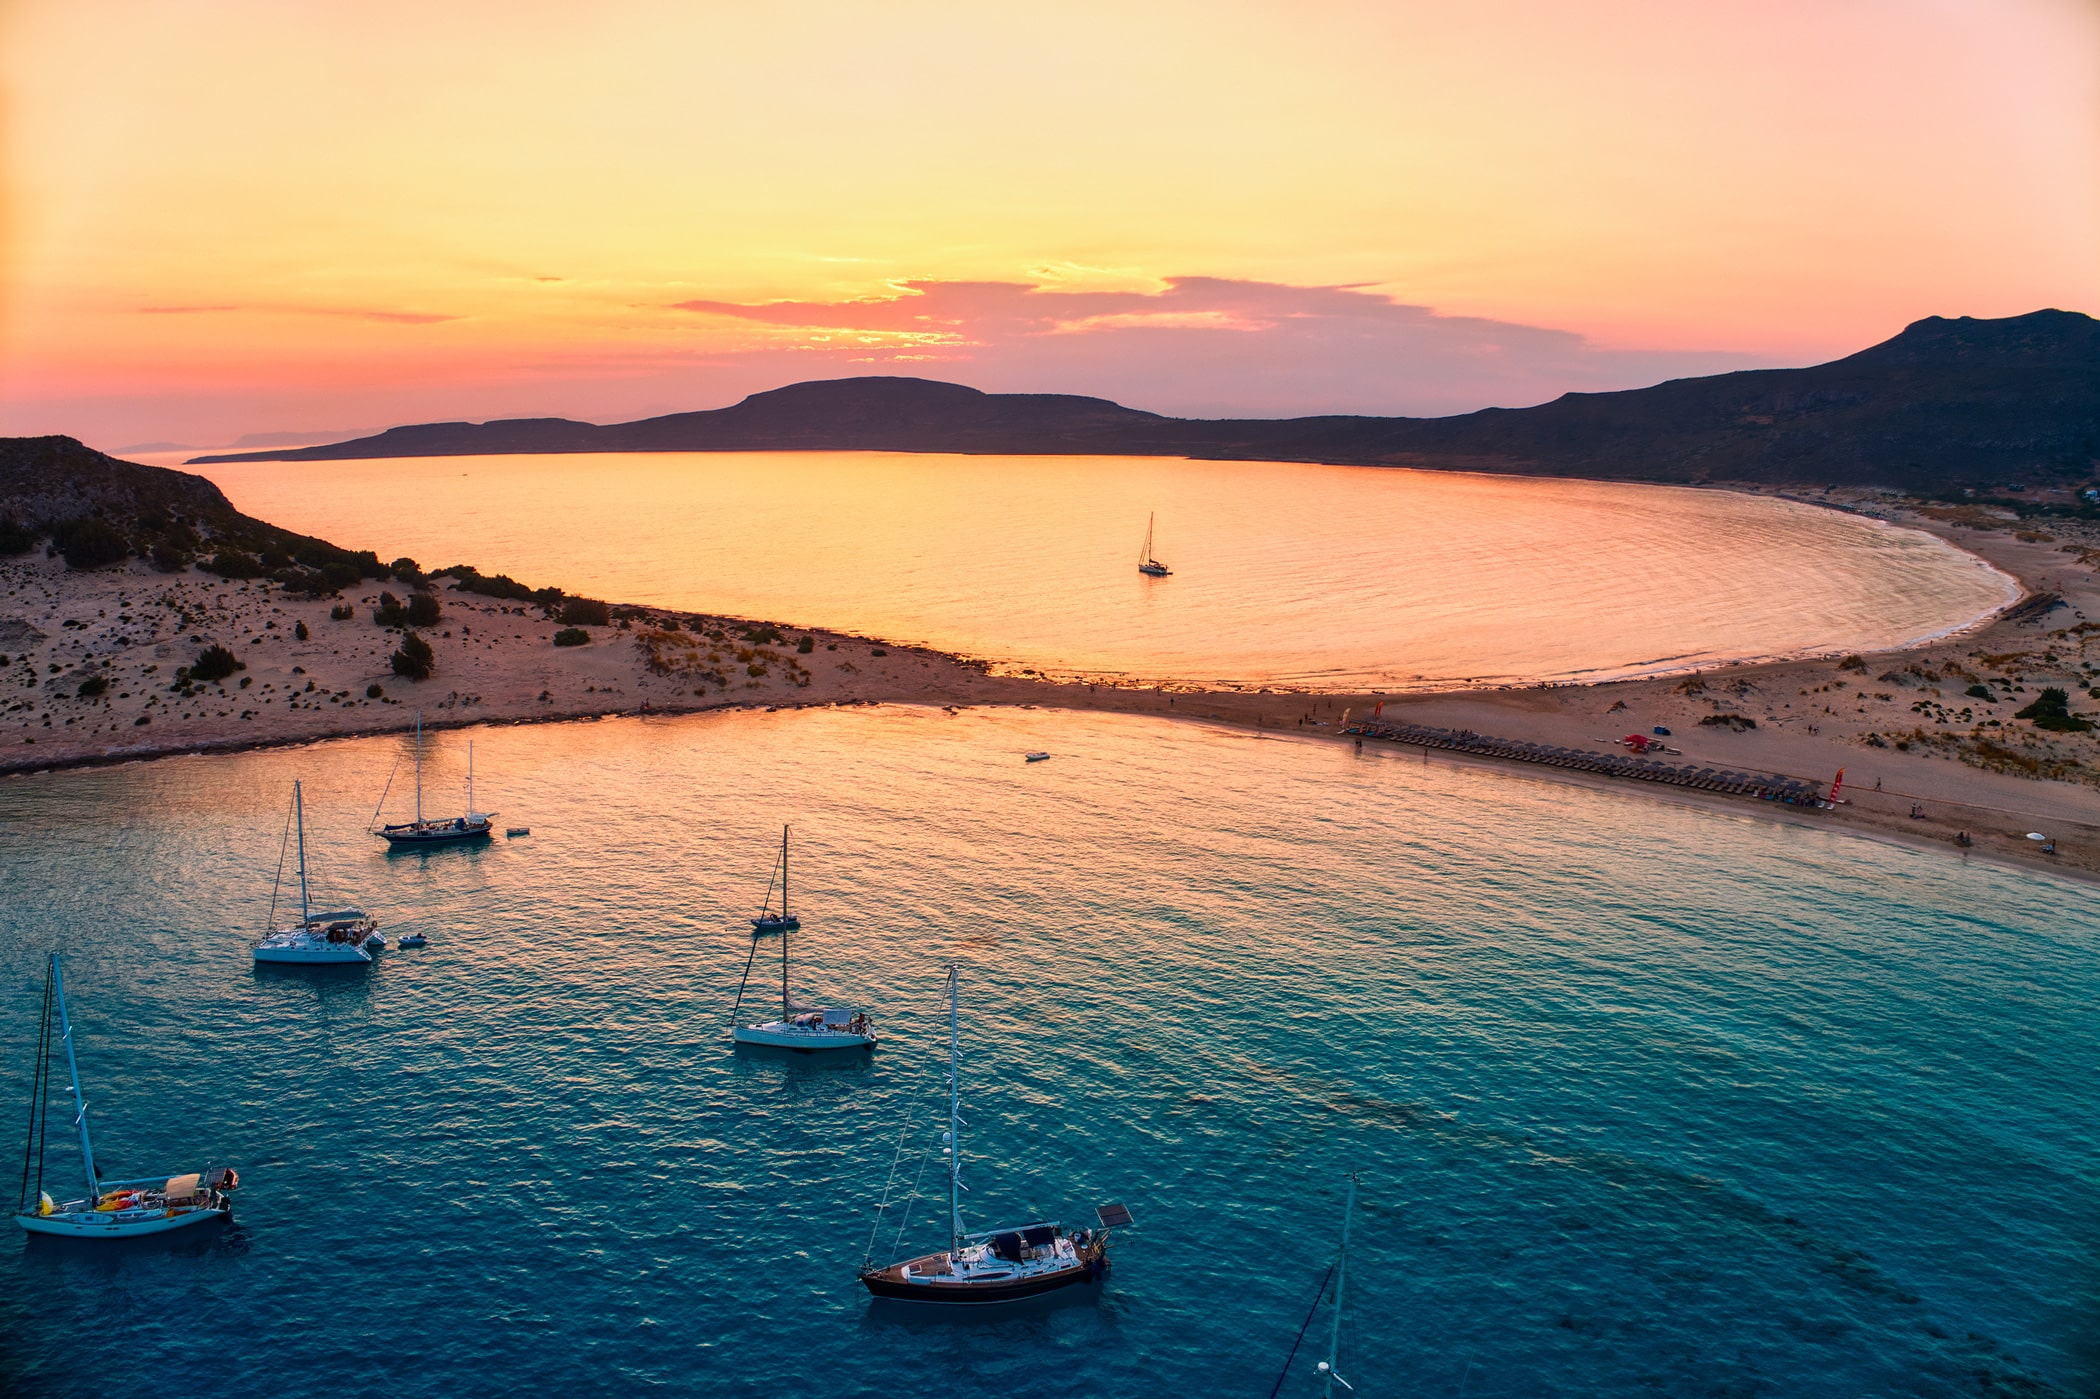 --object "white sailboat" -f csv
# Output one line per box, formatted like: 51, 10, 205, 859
1138, 512, 1172, 577
859, 967, 1125, 1302
730, 870, 875, 1049
379, 712, 494, 844
14, 954, 240, 1238
254, 781, 381, 963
